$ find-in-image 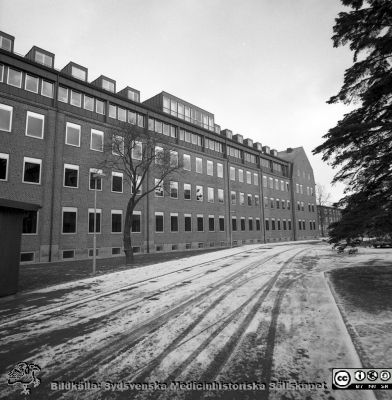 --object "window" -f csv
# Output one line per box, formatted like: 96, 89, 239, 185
25, 75, 39, 93
112, 135, 124, 155
7, 68, 22, 88
90, 129, 104, 151
131, 141, 142, 160
271, 219, 276, 230
155, 179, 164, 197
275, 179, 279, 190
207, 160, 213, 176
96, 99, 105, 115
0, 35, 12, 51
288, 220, 292, 230
128, 90, 139, 102
88, 208, 101, 233
171, 213, 179, 232
297, 201, 301, 211
183, 183, 191, 200
264, 197, 268, 208
301, 201, 305, 211
0, 153, 9, 180
63, 250, 75, 259
196, 185, 203, 201
34, 50, 52, 67
219, 216, 225, 232
84, 95, 94, 111
71, 66, 87, 81
300, 185, 303, 194
255, 195, 260, 206
246, 171, 252, 184
41, 80, 54, 98
62, 207, 77, 234
131, 211, 141, 233
265, 219, 270, 231
89, 168, 103, 190
25, 112, 44, 139
230, 167, 235, 181
217, 163, 223, 178
111, 210, 122, 233
231, 191, 236, 205
196, 157, 202, 173
184, 214, 192, 232
58, 87, 68, 103
64, 164, 79, 188
247, 194, 252, 206
238, 169, 244, 182
109, 104, 117, 119
254, 173, 259, 185
256, 218, 261, 231
277, 219, 281, 230
286, 181, 290, 191
170, 181, 178, 198
269, 177, 274, 189
155, 146, 164, 165
276, 199, 280, 209
23, 157, 41, 184
102, 79, 115, 92
270, 198, 274, 208
22, 211, 38, 234
118, 107, 126, 121
232, 217, 237, 231
21, 253, 34, 263
283, 220, 287, 230
239, 192, 245, 206
170, 151, 178, 167
208, 187, 214, 203
263, 176, 267, 187
209, 216, 215, 232
197, 215, 204, 232
183, 154, 191, 171
112, 172, 123, 193
70, 91, 82, 107
112, 248, 121, 256
218, 188, 224, 203
287, 200, 291, 210
241, 218, 246, 231
137, 114, 144, 127
249, 218, 253, 231
0, 103, 13, 132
